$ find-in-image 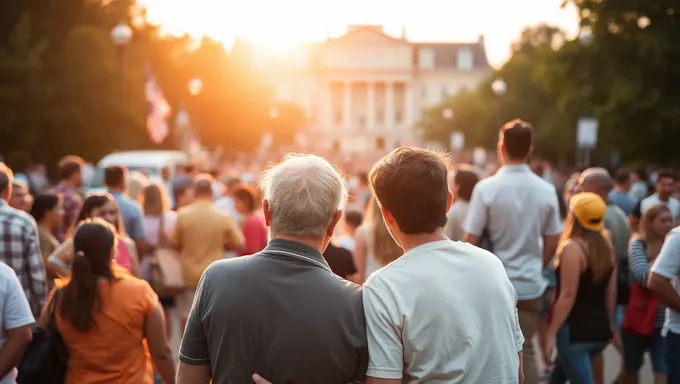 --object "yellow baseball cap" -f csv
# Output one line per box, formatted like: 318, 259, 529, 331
569, 192, 606, 232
